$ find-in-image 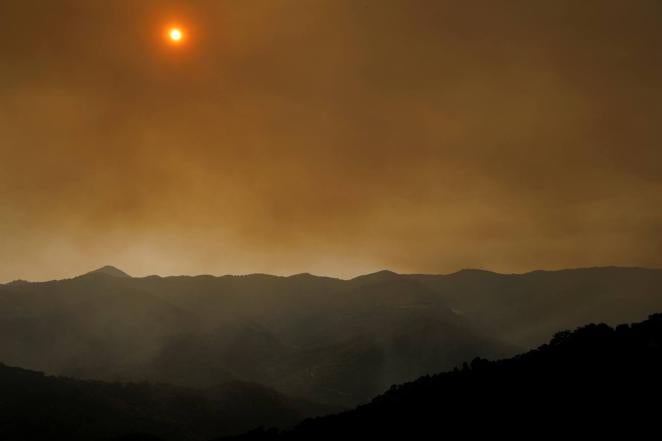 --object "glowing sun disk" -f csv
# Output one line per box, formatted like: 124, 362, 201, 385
169, 28, 183, 42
